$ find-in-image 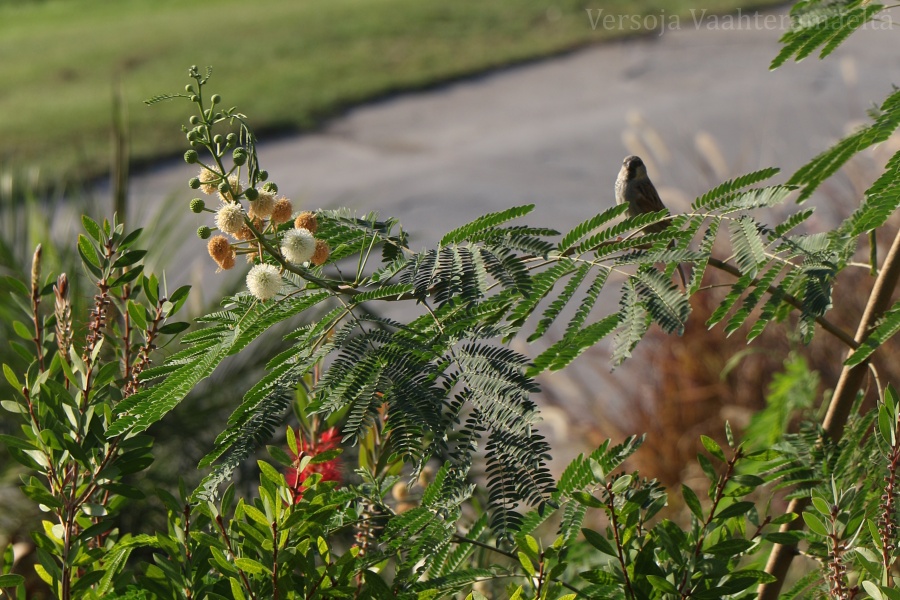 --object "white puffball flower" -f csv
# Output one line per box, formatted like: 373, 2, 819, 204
281, 227, 317, 264
246, 263, 282, 301
215, 202, 245, 236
